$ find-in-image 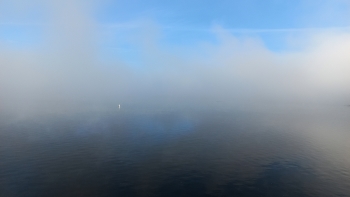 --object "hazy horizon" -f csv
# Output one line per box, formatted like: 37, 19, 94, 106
1, 0, 350, 116
2, 2, 350, 196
